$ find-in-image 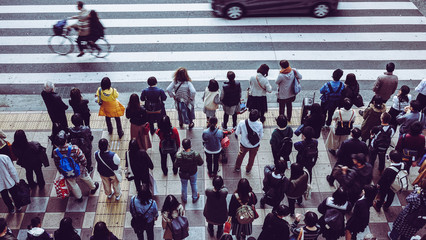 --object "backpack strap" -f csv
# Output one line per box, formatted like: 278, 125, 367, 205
67, 145, 72, 158
327, 82, 334, 94
55, 148, 63, 159
336, 82, 343, 93
389, 166, 399, 173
